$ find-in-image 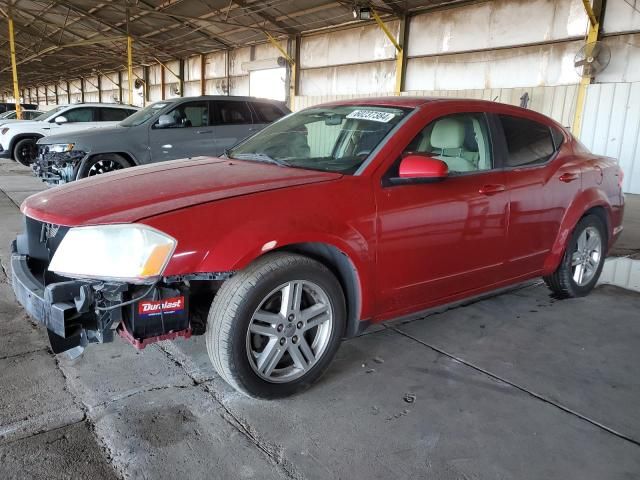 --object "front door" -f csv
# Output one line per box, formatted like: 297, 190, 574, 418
375, 112, 509, 317
148, 100, 214, 162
